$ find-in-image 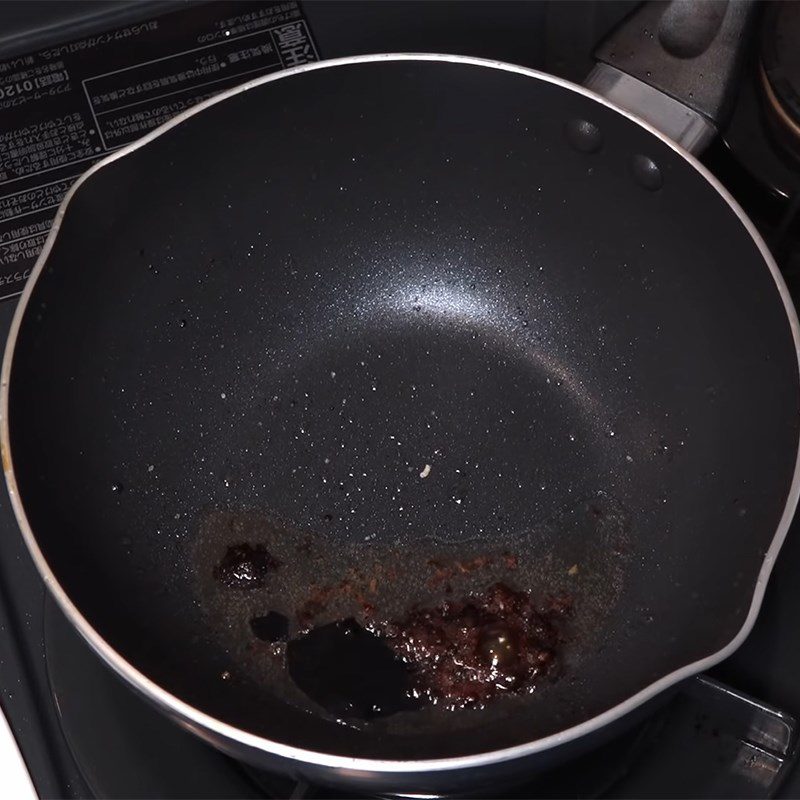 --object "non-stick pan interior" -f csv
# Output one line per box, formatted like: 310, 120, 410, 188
7, 60, 799, 759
